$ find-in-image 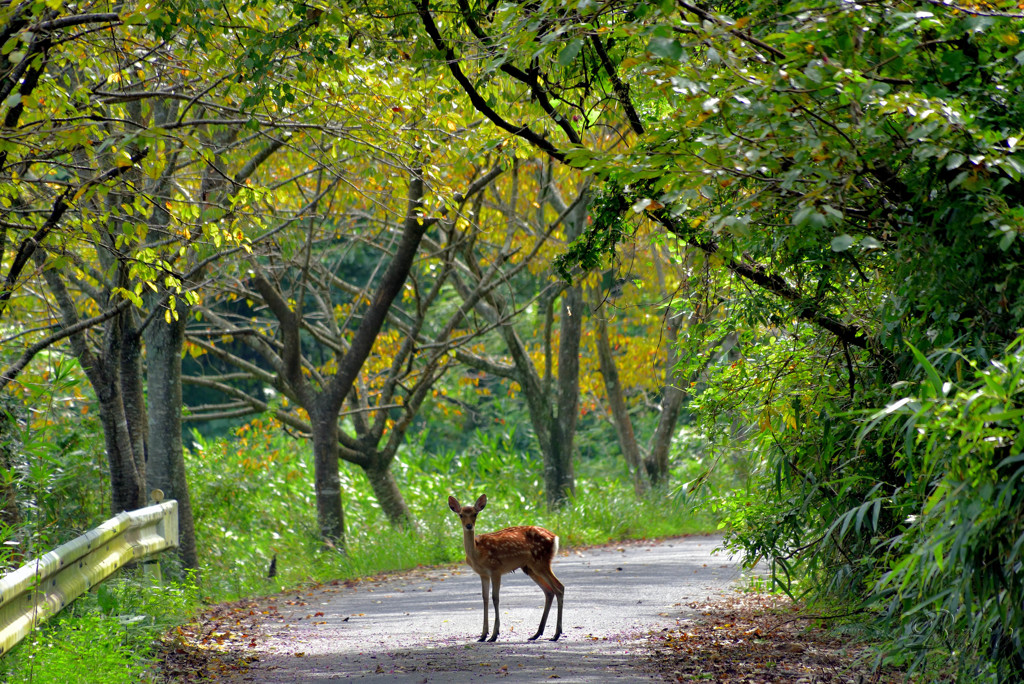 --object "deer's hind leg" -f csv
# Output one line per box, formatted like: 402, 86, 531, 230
548, 569, 564, 641
523, 565, 559, 641
525, 564, 564, 641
